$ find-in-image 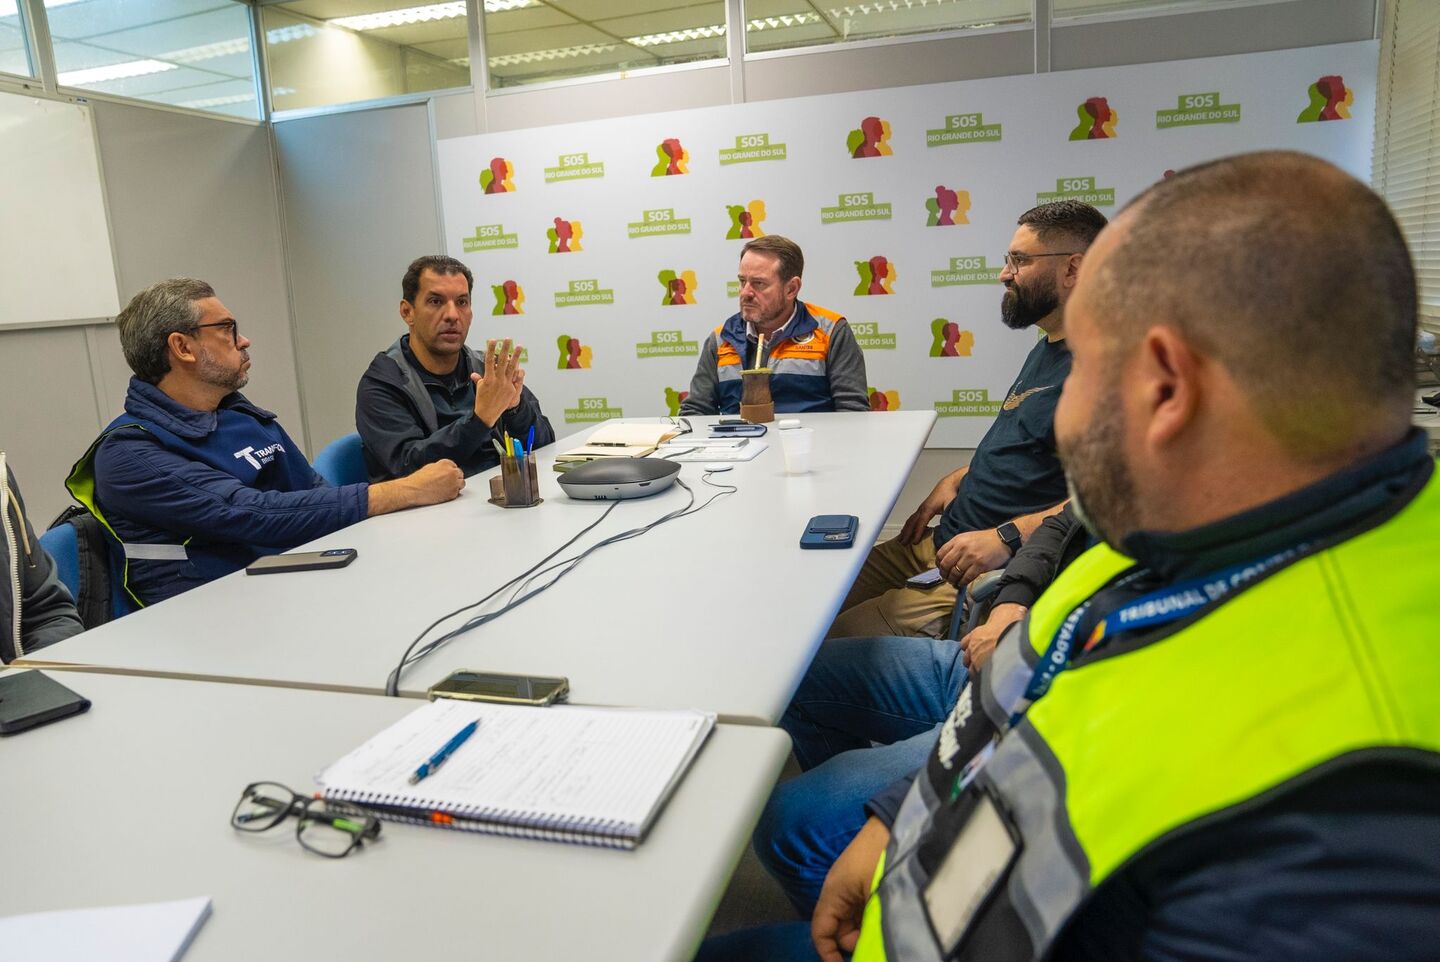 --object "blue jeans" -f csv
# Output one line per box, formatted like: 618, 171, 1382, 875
755, 635, 969, 916
694, 922, 820, 962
